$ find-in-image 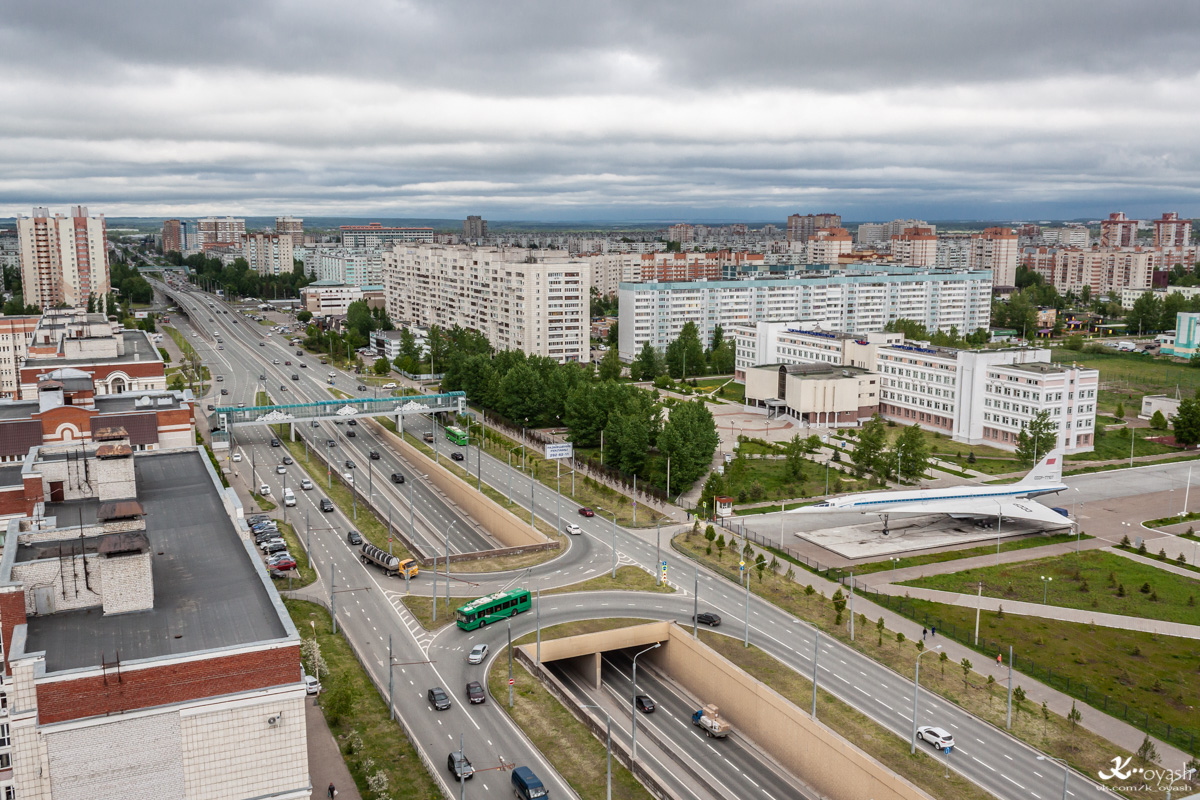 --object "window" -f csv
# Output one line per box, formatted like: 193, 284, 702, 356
0, 723, 8, 747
